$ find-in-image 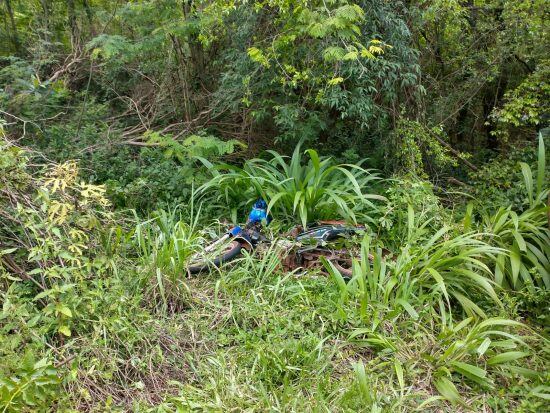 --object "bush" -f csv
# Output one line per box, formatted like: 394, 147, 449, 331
474, 134, 550, 291
468, 134, 550, 211
200, 143, 385, 227
377, 175, 449, 247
